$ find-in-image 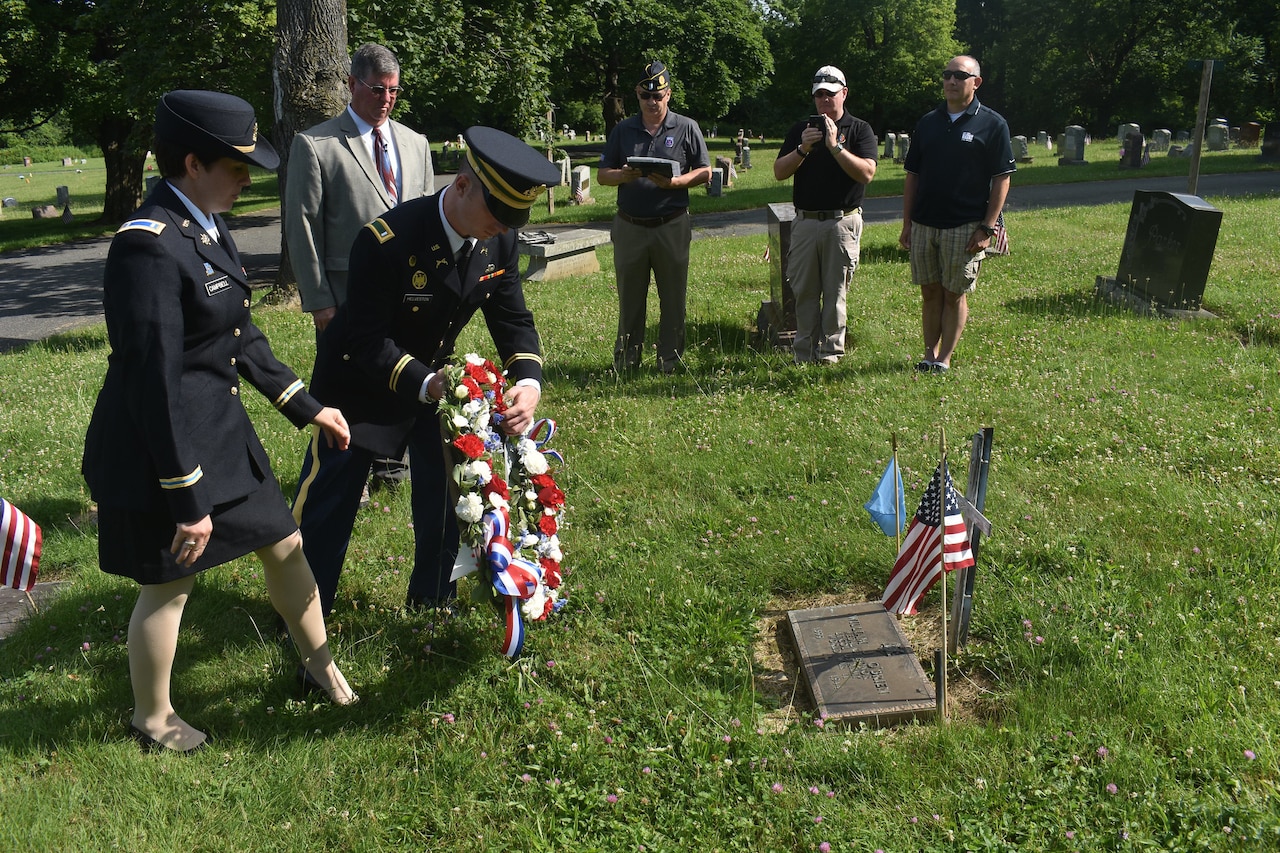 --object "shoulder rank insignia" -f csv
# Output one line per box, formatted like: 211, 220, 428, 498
117, 219, 166, 236
366, 218, 395, 243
